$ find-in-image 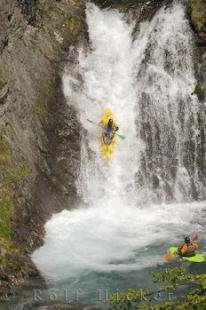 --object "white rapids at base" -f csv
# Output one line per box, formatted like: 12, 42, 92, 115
32, 201, 205, 282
